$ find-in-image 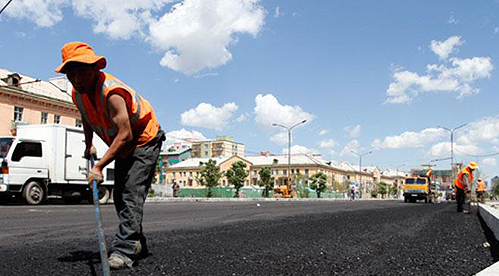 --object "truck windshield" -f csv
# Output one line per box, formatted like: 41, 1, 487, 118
405, 179, 415, 184
0, 138, 14, 158
417, 178, 427, 184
